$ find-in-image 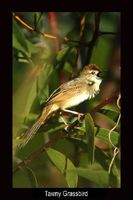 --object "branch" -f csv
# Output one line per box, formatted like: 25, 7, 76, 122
13, 95, 118, 174
12, 12, 90, 47
89, 97, 116, 114
98, 31, 120, 36
85, 12, 102, 64
12, 12, 57, 40
63, 37, 91, 46
66, 96, 117, 132
13, 133, 66, 173
48, 12, 60, 52
13, 12, 119, 51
